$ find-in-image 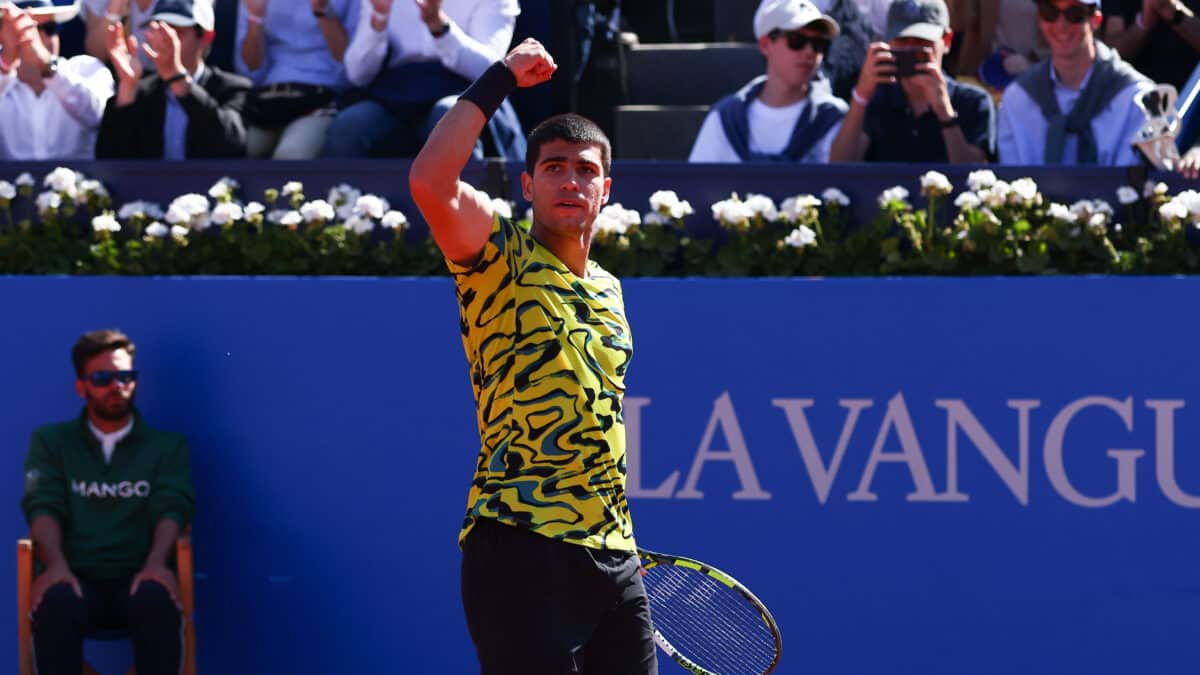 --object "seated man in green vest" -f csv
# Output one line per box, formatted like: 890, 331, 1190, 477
997, 0, 1153, 165
21, 329, 195, 675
